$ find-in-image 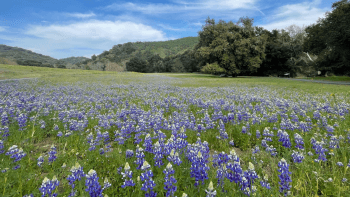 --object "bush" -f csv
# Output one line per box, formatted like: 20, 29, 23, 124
200, 62, 226, 75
